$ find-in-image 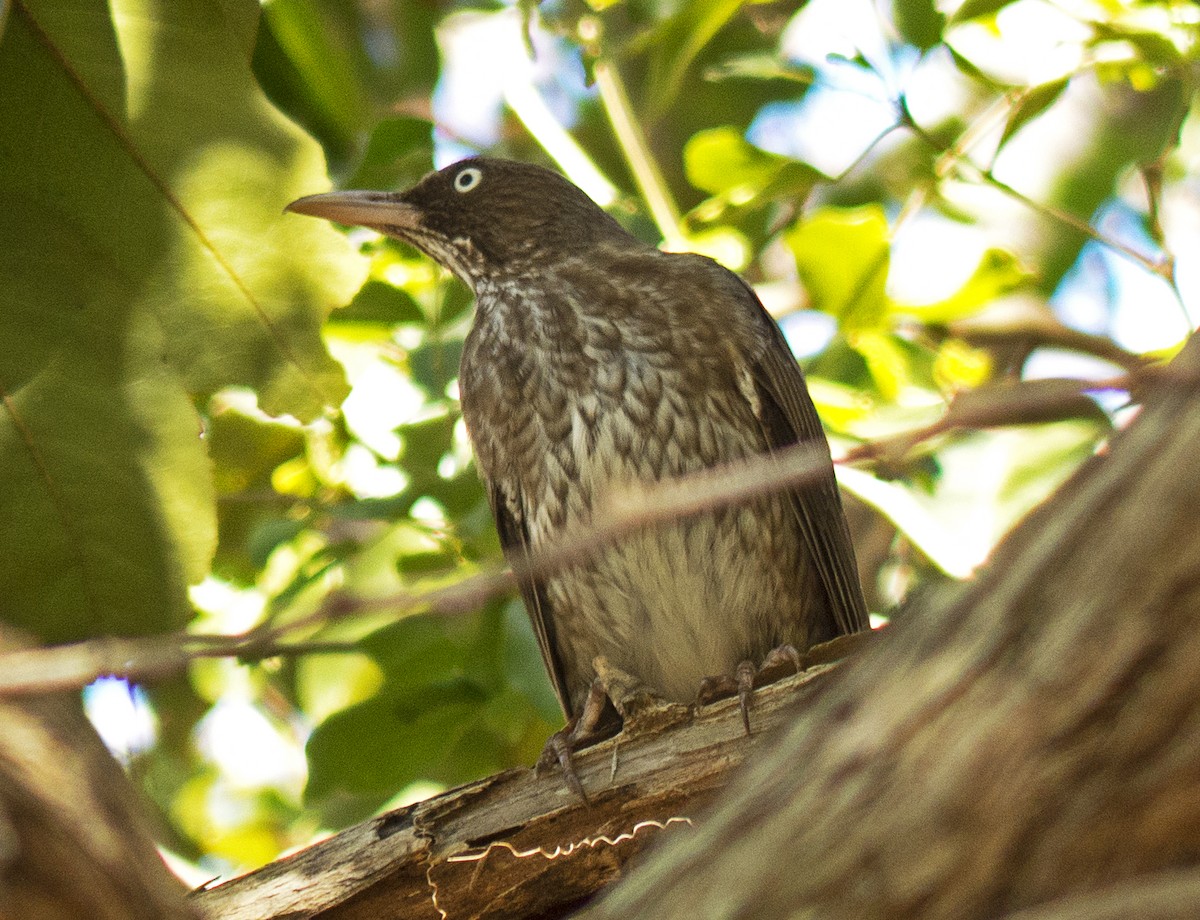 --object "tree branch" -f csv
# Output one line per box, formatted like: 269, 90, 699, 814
190, 643, 869, 920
